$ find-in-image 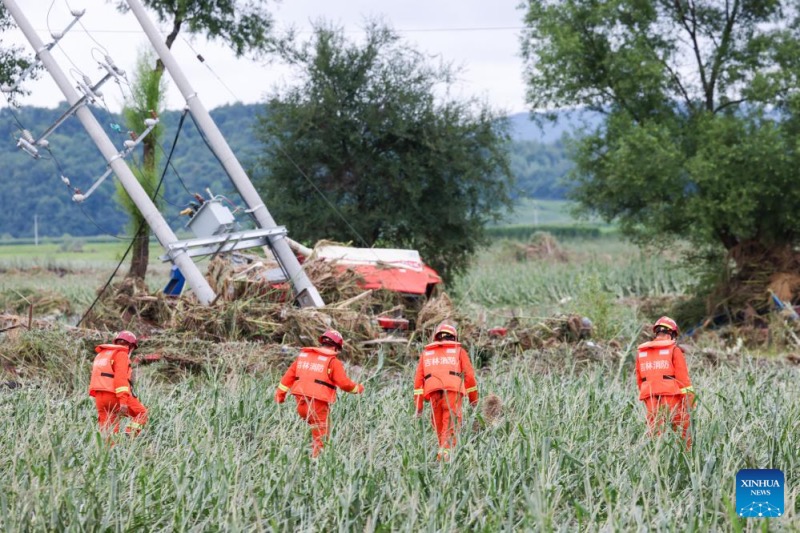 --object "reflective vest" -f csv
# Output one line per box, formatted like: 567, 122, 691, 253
88, 344, 130, 396
636, 339, 681, 399
420, 341, 465, 396
290, 347, 338, 403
